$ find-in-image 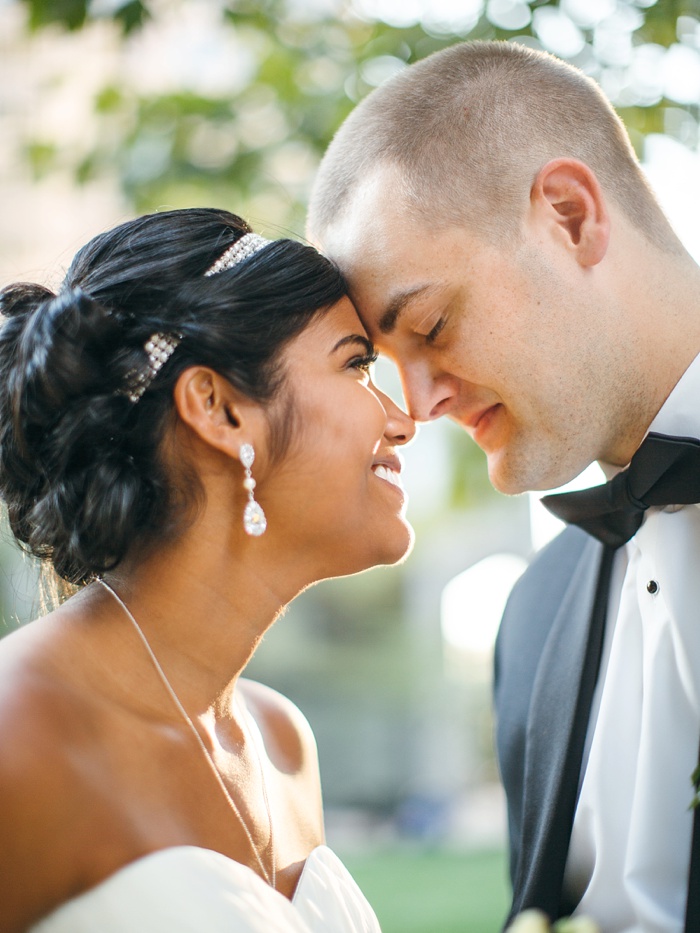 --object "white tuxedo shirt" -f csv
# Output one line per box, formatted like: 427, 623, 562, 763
564, 352, 700, 932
